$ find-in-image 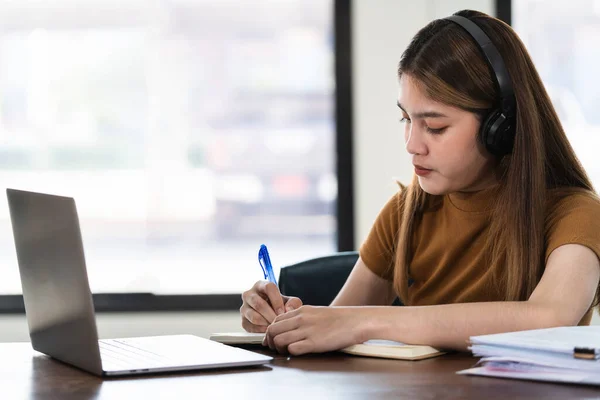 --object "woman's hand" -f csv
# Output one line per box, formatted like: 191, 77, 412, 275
240, 280, 303, 333
264, 306, 367, 355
